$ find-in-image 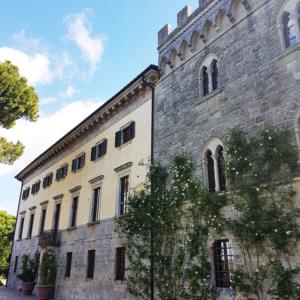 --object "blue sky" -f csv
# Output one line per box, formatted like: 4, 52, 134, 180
0, 0, 199, 215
